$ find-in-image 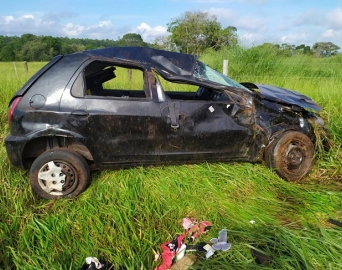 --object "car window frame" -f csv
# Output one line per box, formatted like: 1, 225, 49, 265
69, 59, 152, 101
154, 72, 234, 104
